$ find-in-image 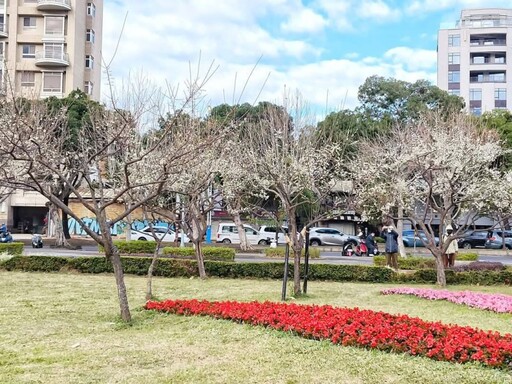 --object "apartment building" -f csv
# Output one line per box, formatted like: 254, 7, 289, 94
0, 0, 103, 101
438, 8, 512, 115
